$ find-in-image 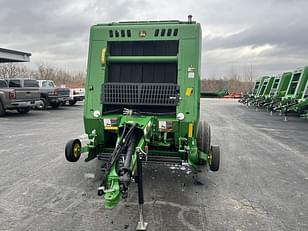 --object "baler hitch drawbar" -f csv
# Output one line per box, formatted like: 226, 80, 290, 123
98, 123, 140, 198
98, 122, 148, 230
